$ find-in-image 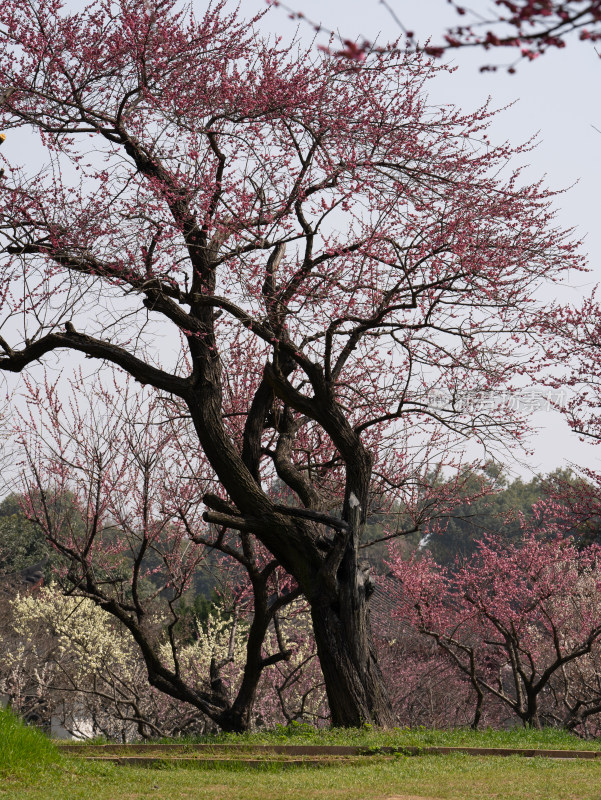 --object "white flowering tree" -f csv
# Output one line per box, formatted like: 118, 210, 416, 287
1, 583, 326, 738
